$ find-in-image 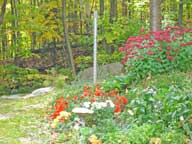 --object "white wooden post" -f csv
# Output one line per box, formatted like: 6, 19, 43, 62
93, 10, 98, 84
